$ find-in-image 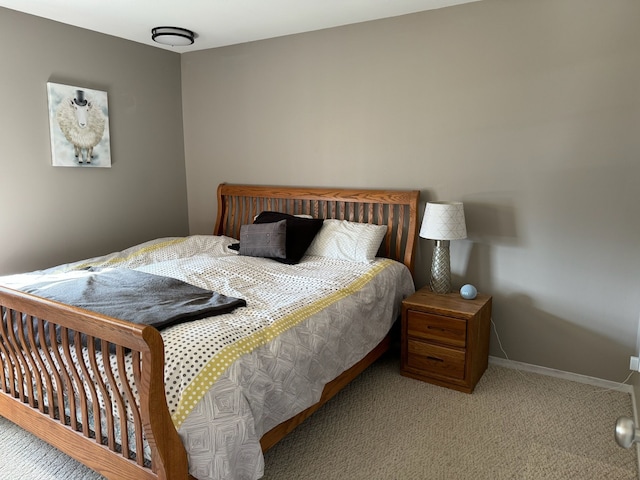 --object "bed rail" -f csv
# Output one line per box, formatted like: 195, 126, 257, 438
0, 286, 188, 480
215, 183, 420, 275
